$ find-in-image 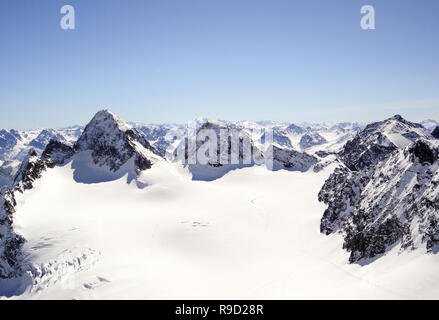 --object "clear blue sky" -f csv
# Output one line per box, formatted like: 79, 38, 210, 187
0, 0, 438, 129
